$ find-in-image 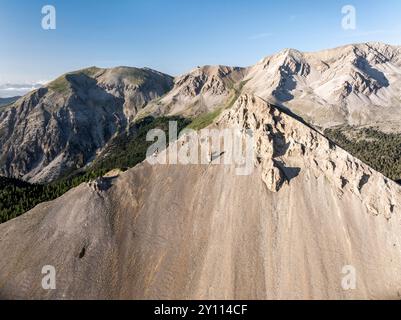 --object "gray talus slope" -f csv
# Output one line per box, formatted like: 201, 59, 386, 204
0, 67, 173, 183
1, 94, 401, 299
